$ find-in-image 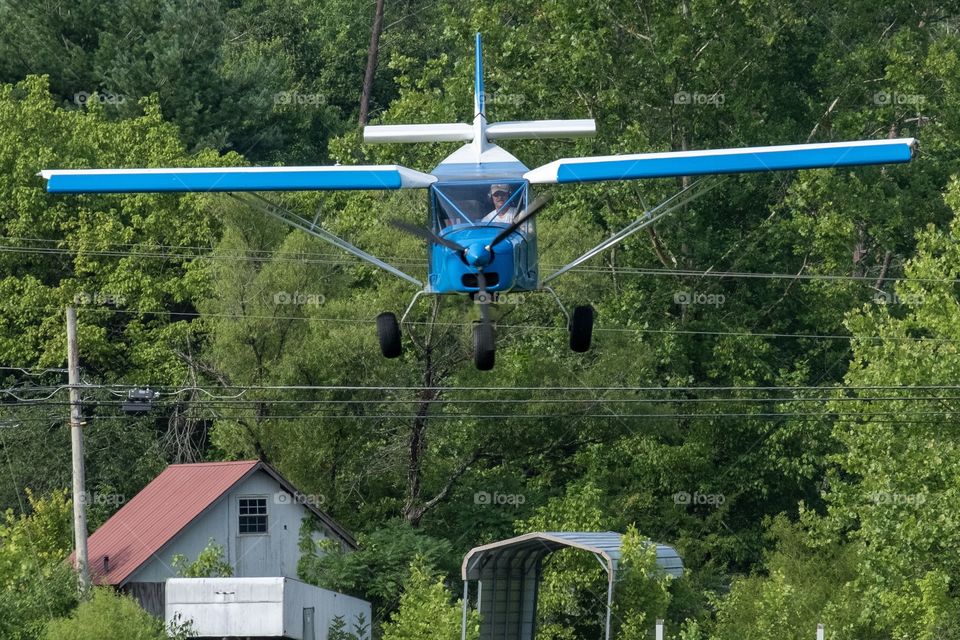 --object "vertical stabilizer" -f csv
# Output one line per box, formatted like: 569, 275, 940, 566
362, 33, 596, 151
474, 33, 485, 119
